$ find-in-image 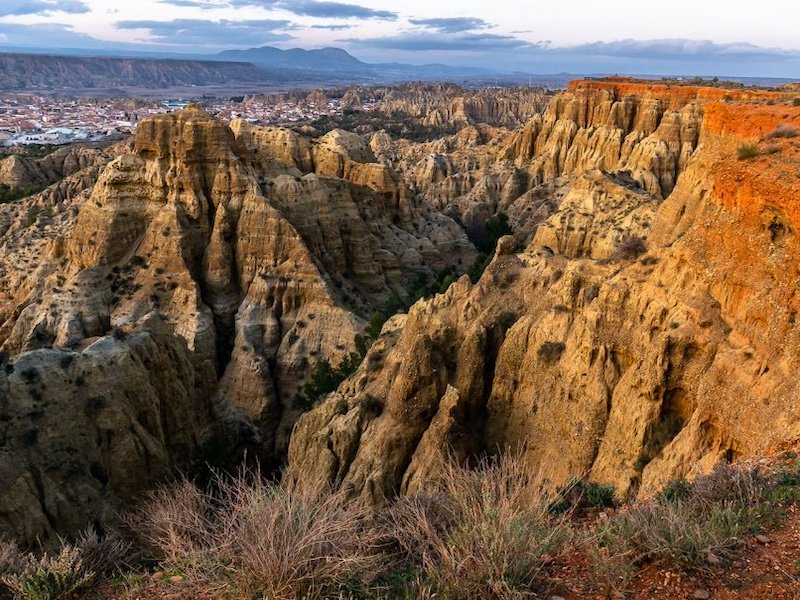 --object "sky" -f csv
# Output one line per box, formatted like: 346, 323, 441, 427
0, 0, 799, 77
